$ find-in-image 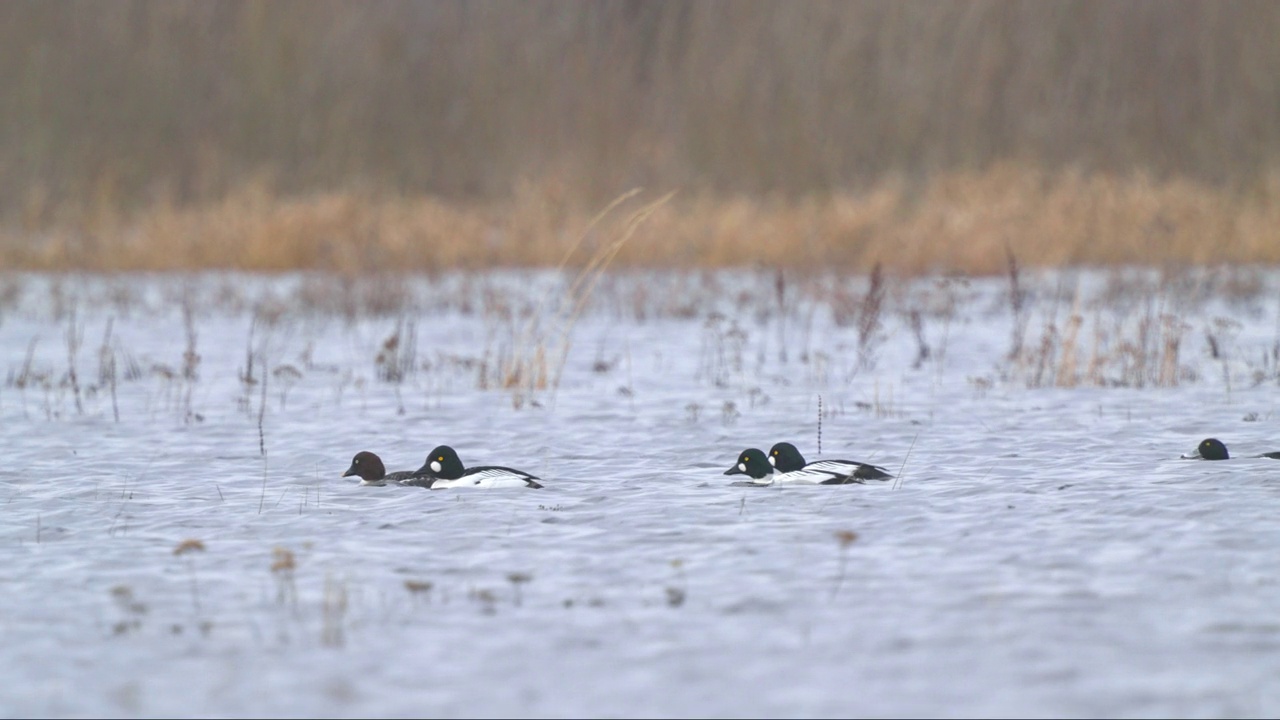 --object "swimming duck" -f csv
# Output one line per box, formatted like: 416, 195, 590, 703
724, 447, 876, 486
768, 441, 893, 482
402, 445, 544, 489
1182, 438, 1280, 461
343, 451, 420, 486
